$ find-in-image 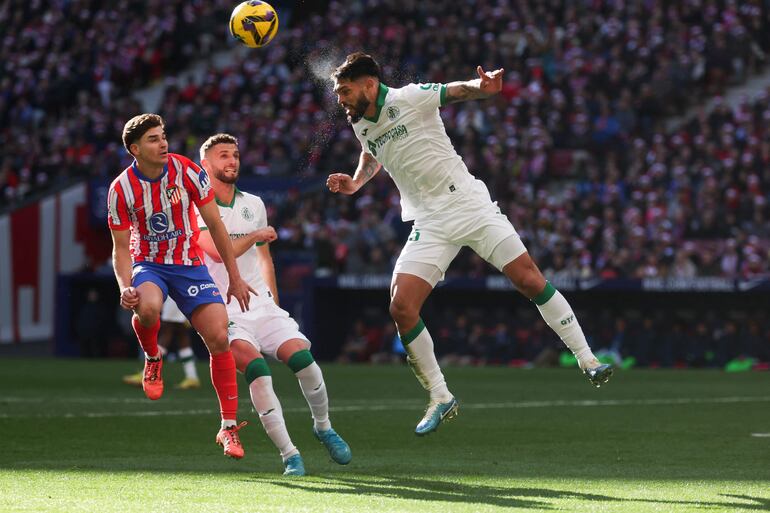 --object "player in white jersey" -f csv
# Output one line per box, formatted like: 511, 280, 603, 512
195, 133, 351, 476
327, 52, 613, 436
